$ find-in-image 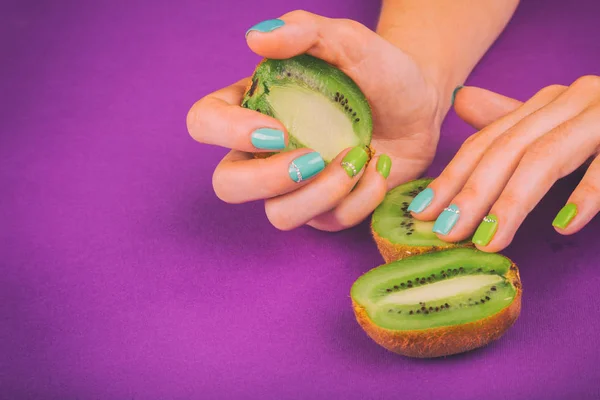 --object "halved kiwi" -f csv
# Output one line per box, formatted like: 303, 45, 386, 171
351, 248, 522, 358
242, 55, 373, 163
372, 178, 472, 262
